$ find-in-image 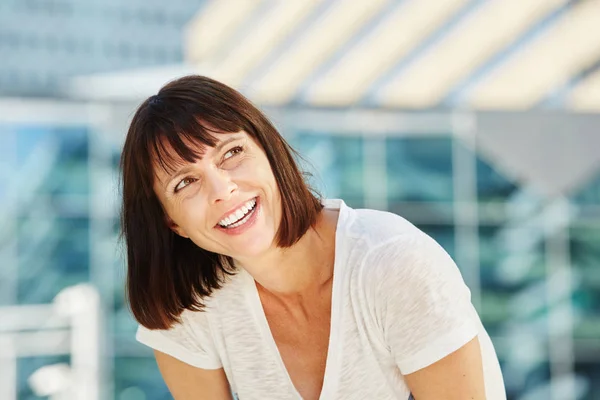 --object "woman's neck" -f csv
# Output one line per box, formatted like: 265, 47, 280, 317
237, 208, 339, 299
